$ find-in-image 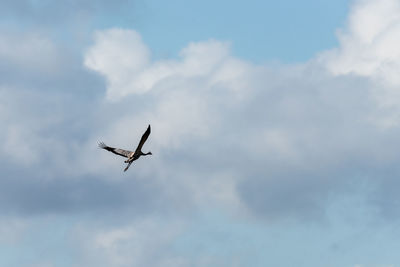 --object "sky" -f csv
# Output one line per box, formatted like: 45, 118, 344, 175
2, 0, 400, 266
